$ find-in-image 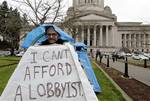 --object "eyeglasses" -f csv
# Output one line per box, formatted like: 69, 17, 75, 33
47, 33, 58, 37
